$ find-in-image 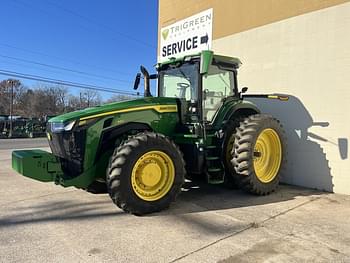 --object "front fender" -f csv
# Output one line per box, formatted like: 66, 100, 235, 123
95, 122, 153, 162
